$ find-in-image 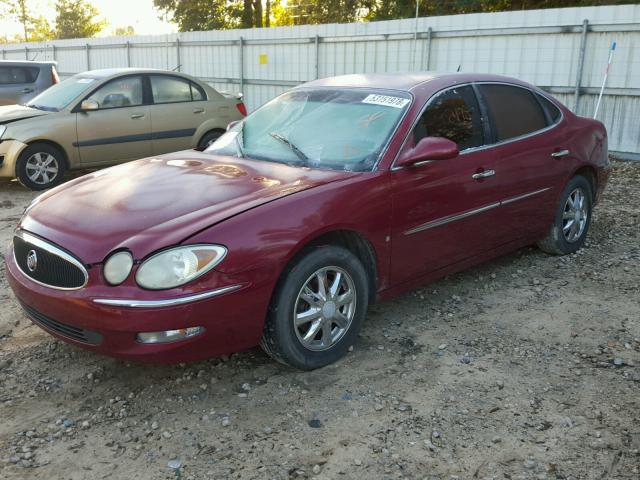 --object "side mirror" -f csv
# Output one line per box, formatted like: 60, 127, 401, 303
227, 120, 240, 131
396, 137, 459, 168
80, 99, 99, 111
